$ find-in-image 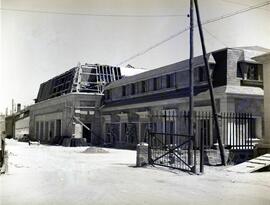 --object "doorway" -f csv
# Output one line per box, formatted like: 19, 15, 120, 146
83, 123, 92, 143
